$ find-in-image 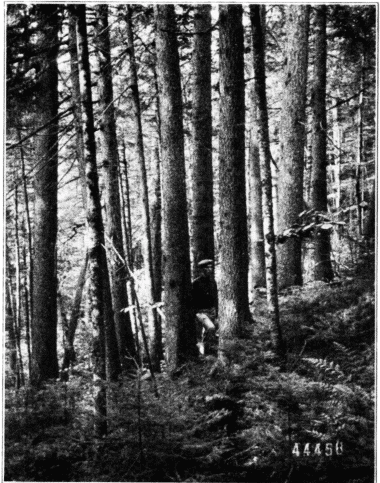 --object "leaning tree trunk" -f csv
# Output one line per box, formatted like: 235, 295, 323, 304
94, 4, 136, 370
277, 5, 310, 288
72, 4, 120, 436
310, 6, 334, 282
154, 5, 197, 373
126, 5, 162, 371
31, 5, 59, 386
250, 5, 286, 363
218, 5, 250, 359
191, 5, 214, 273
